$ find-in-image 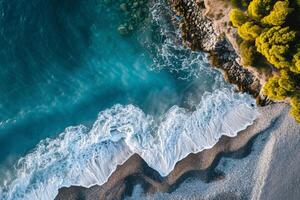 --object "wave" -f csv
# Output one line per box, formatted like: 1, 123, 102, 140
0, 88, 258, 200
0, 1, 259, 199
